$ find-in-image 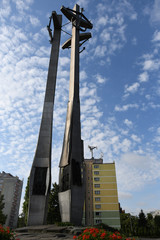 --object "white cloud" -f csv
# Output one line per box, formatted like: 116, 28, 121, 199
153, 127, 160, 143
119, 191, 132, 199
80, 70, 87, 81
96, 16, 108, 29
121, 153, 151, 170
12, 0, 33, 12
95, 74, 107, 84
150, 0, 160, 25
132, 37, 137, 45
117, 153, 160, 191
59, 56, 70, 67
125, 82, 140, 94
157, 127, 160, 135
143, 59, 155, 70
124, 119, 133, 127
0, 0, 11, 21
121, 138, 131, 152
131, 134, 141, 143
152, 30, 160, 42
100, 29, 111, 42
76, 0, 89, 8
138, 72, 149, 83
115, 104, 139, 112
29, 15, 40, 27
118, 0, 137, 21
94, 45, 107, 57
